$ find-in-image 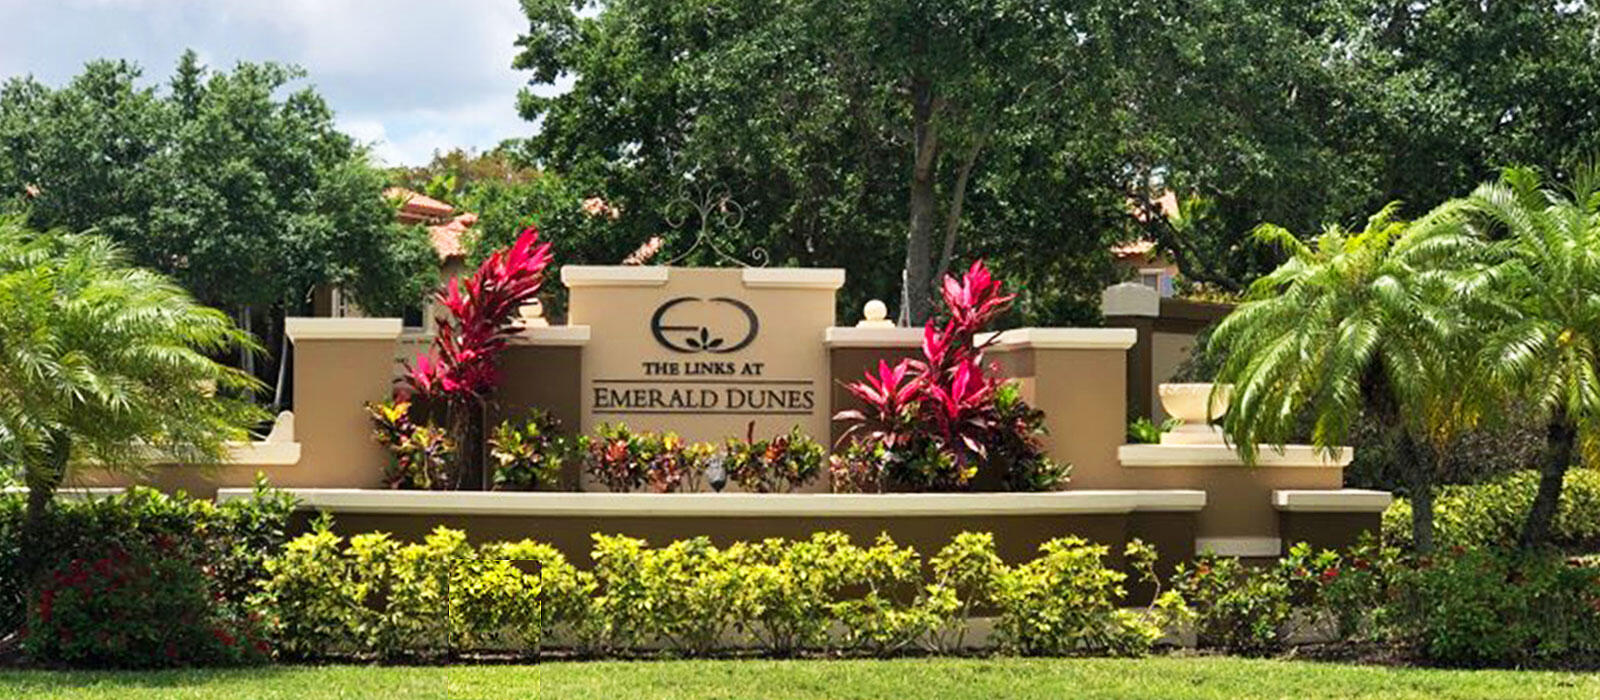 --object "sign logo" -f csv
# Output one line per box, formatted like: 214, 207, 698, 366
649, 296, 759, 354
